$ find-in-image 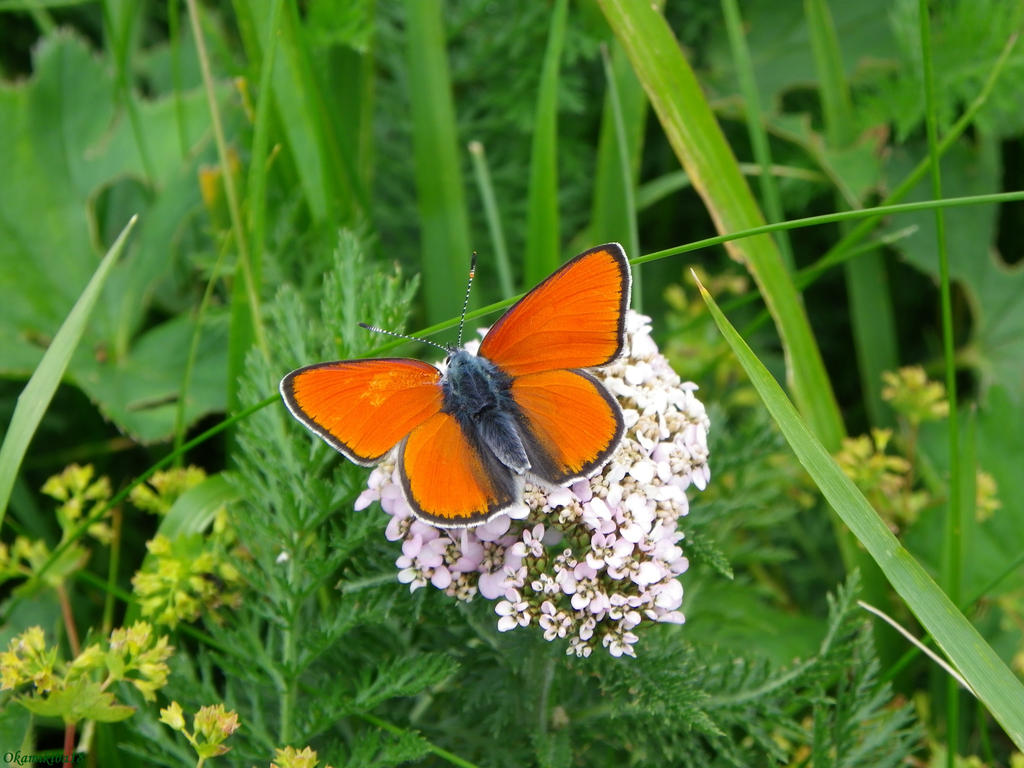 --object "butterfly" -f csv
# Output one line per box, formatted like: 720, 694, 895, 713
279, 243, 632, 528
